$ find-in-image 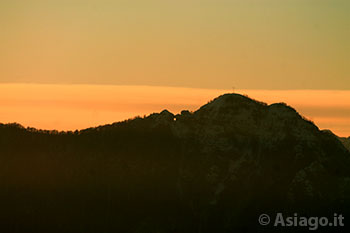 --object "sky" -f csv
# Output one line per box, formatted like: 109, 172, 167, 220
0, 0, 349, 89
0, 1, 349, 135
1, 84, 350, 137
